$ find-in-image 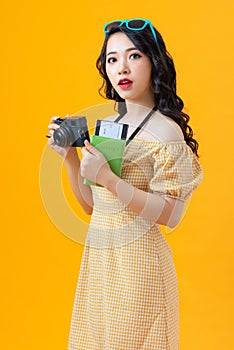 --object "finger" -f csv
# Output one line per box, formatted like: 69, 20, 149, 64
84, 140, 97, 155
65, 113, 70, 118
48, 123, 60, 131
48, 136, 55, 146
84, 139, 91, 147
50, 115, 60, 123
81, 147, 90, 157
